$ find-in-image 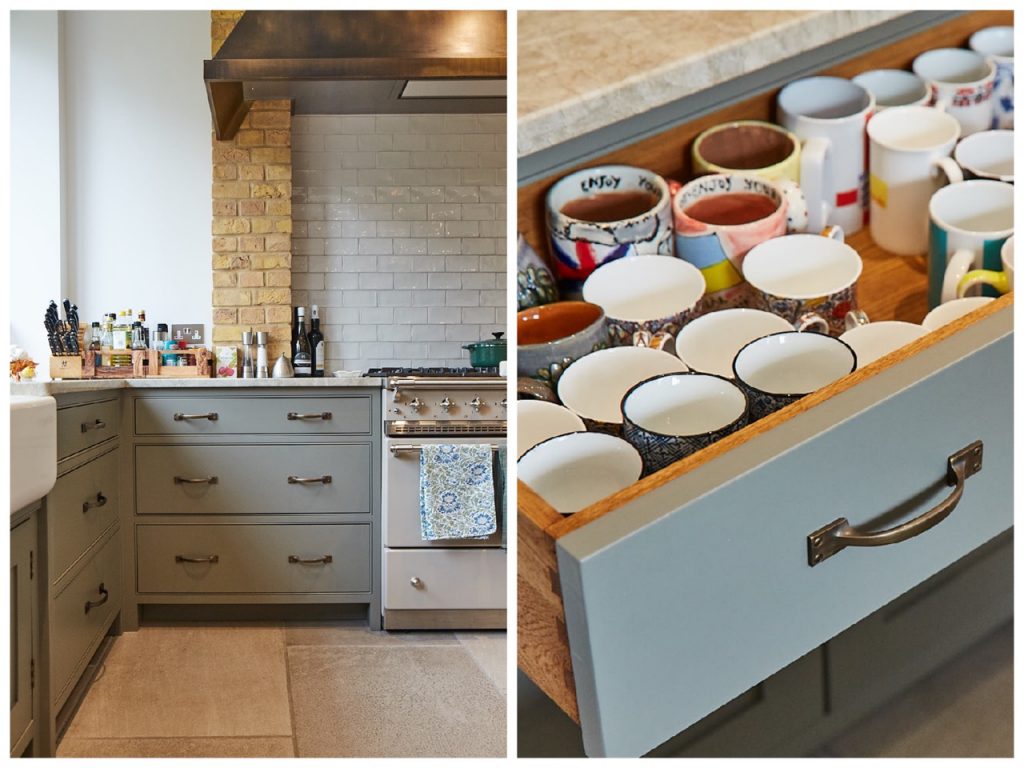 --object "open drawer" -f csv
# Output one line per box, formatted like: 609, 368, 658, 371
516, 11, 1014, 758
